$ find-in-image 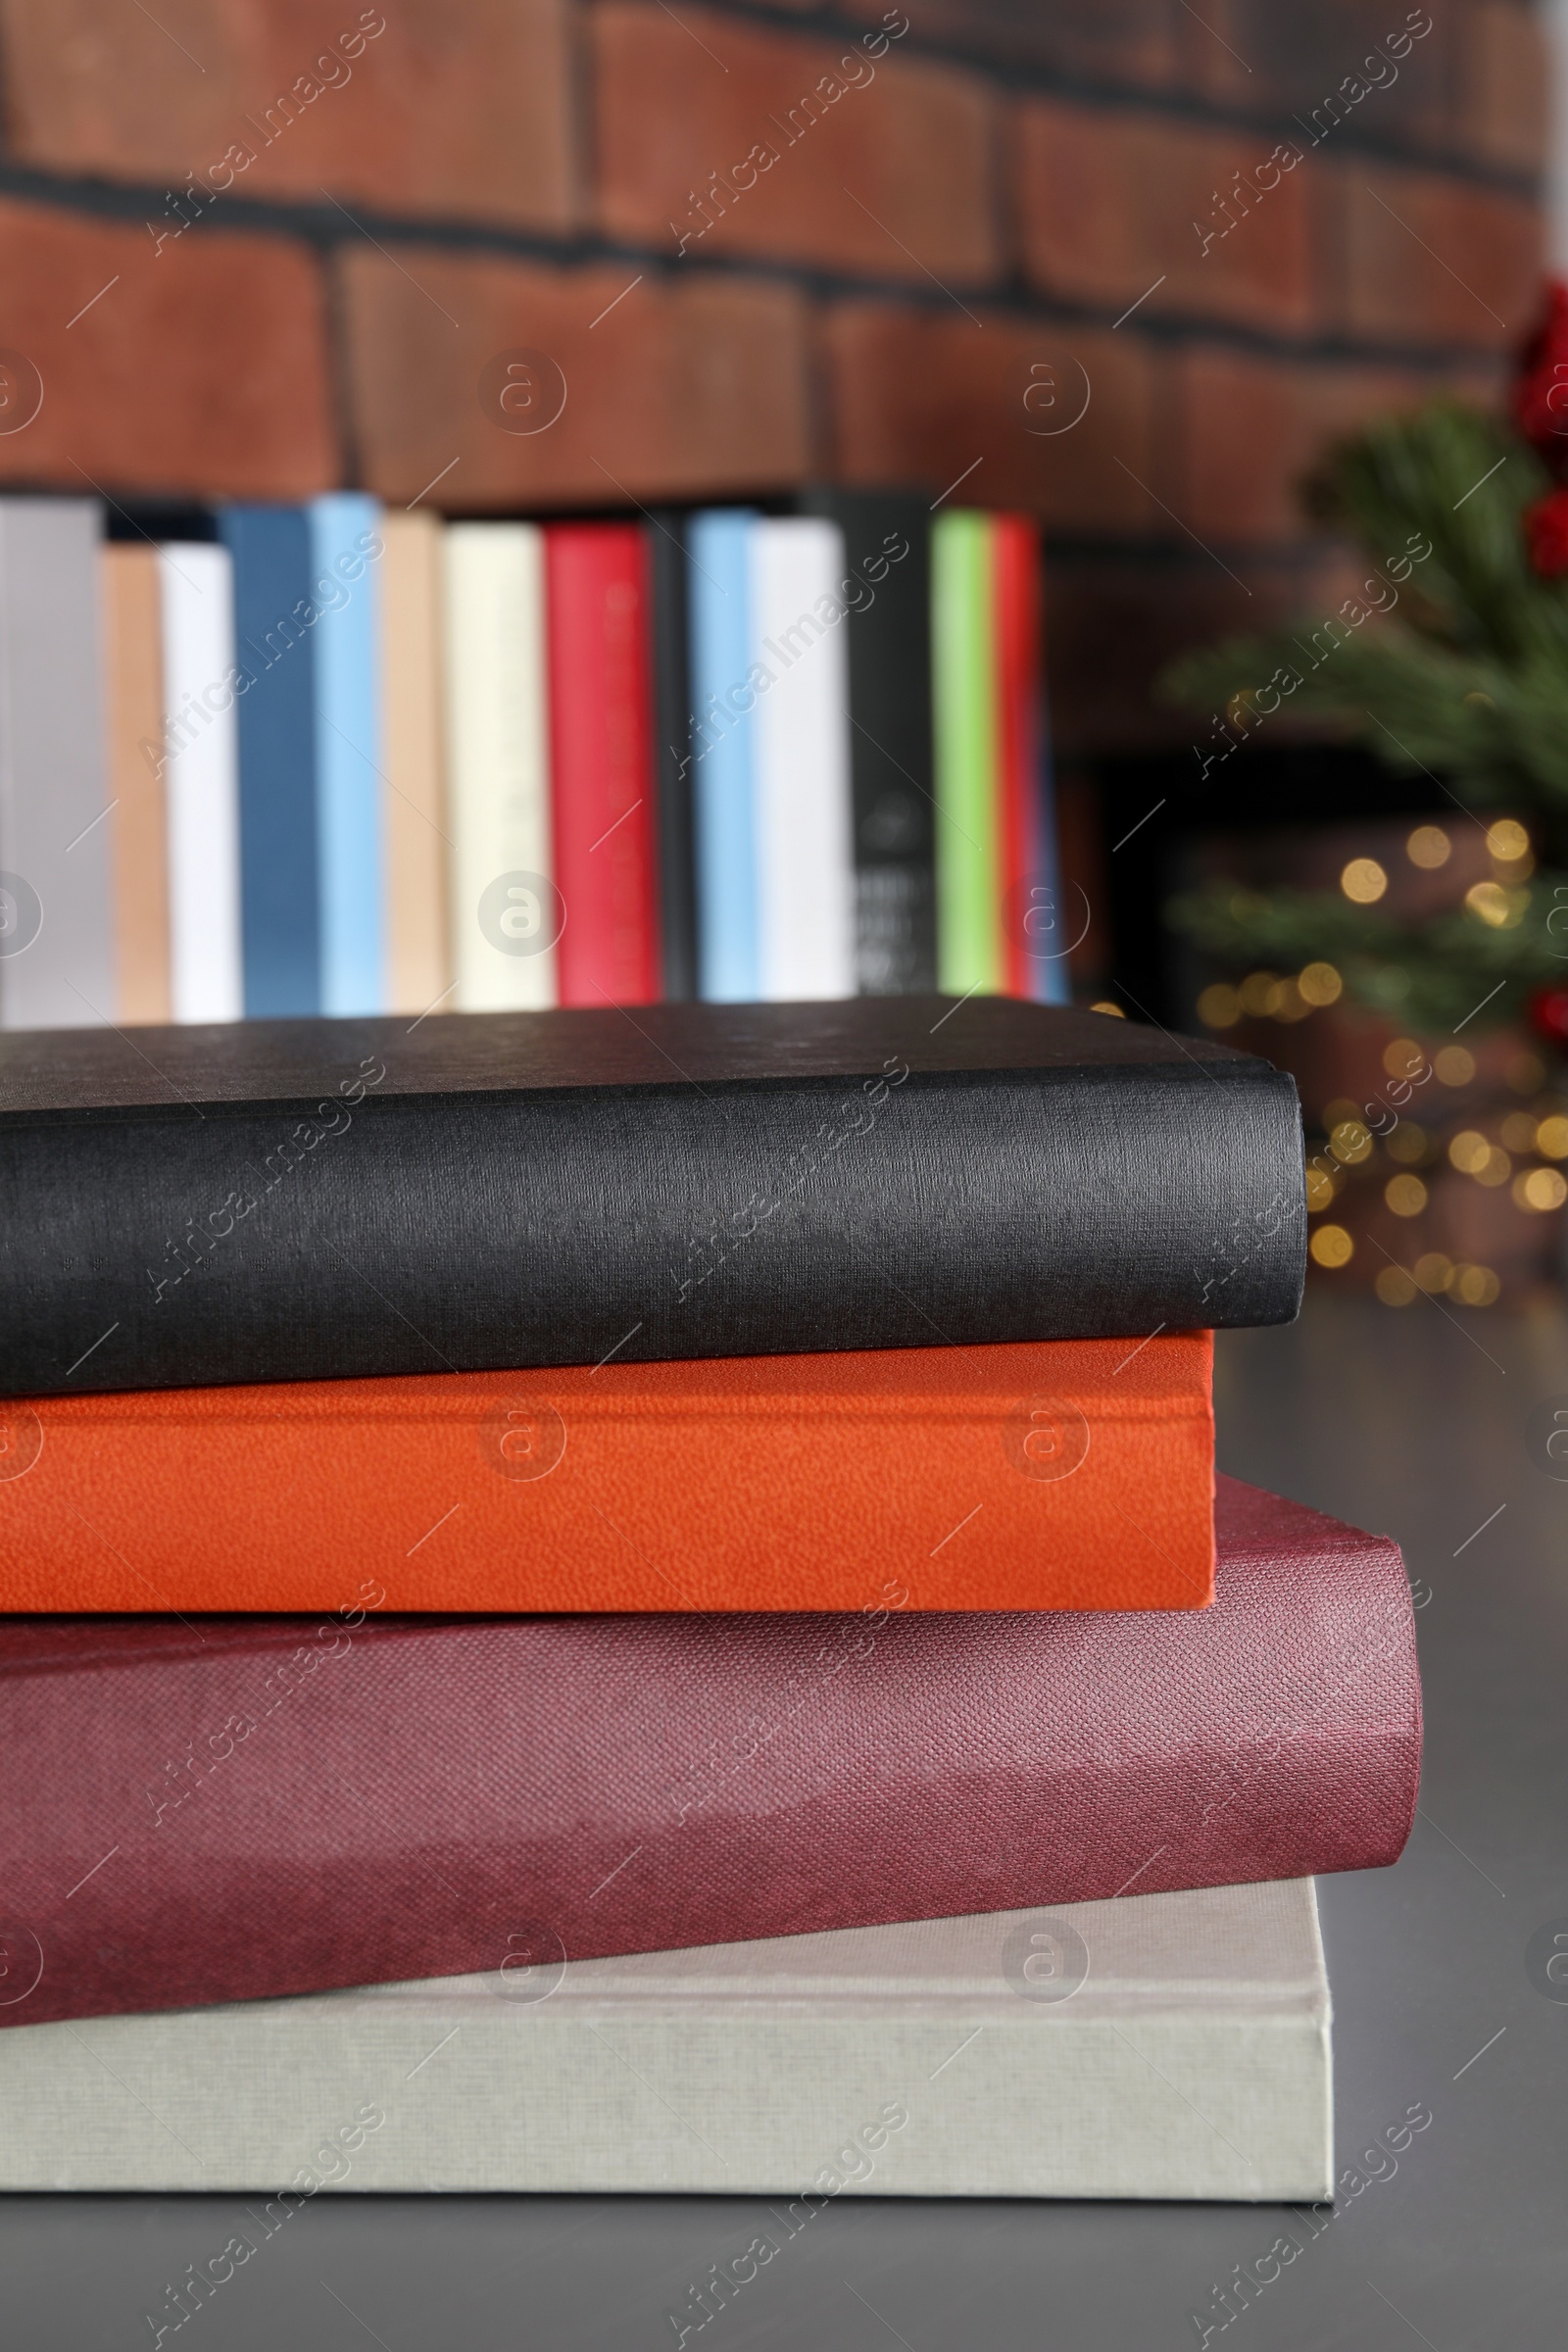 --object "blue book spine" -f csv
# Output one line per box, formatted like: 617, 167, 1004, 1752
219, 506, 320, 1016
1027, 733, 1073, 1007
688, 511, 759, 1003
308, 493, 385, 1017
